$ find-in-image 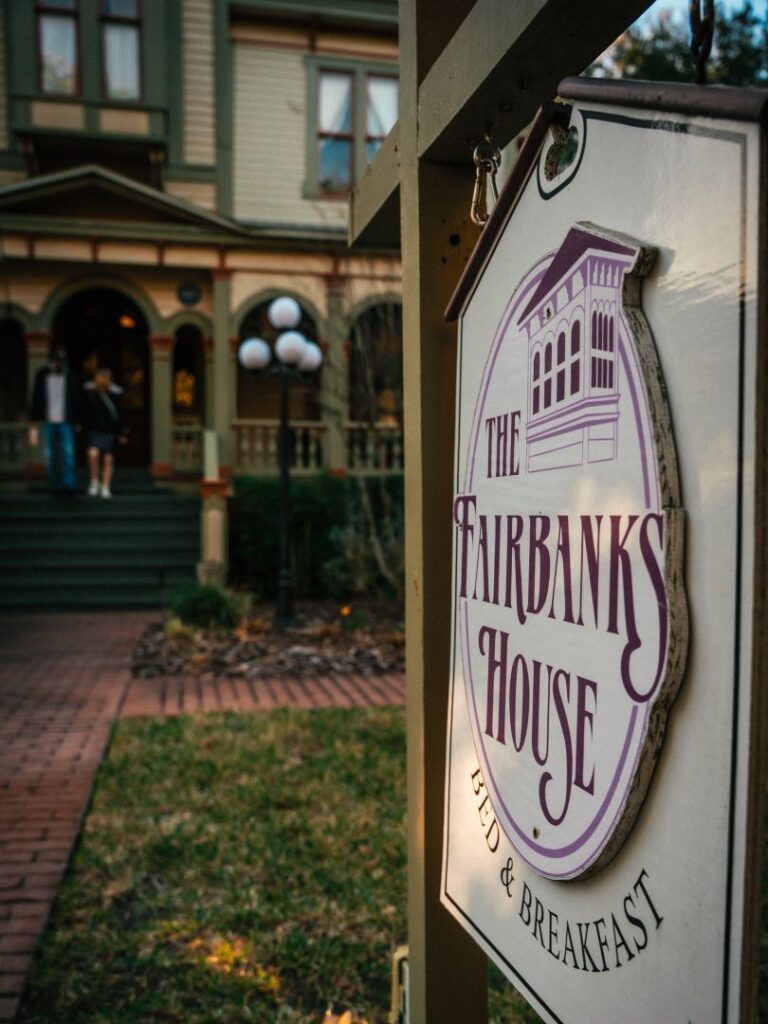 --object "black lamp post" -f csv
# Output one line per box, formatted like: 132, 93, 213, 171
238, 297, 323, 629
